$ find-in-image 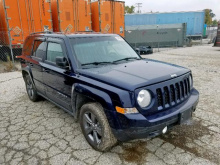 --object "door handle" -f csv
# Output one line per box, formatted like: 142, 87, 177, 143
43, 68, 49, 73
